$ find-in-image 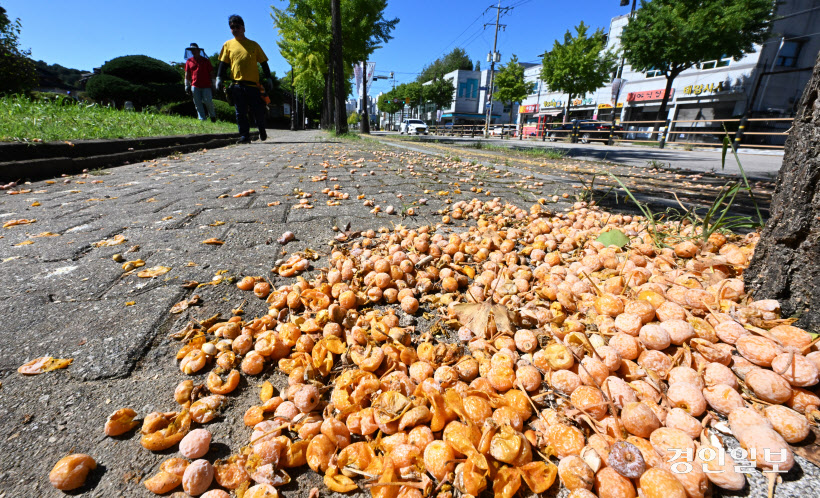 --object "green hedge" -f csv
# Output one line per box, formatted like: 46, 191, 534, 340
101, 55, 180, 84
161, 99, 235, 124
213, 100, 235, 122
